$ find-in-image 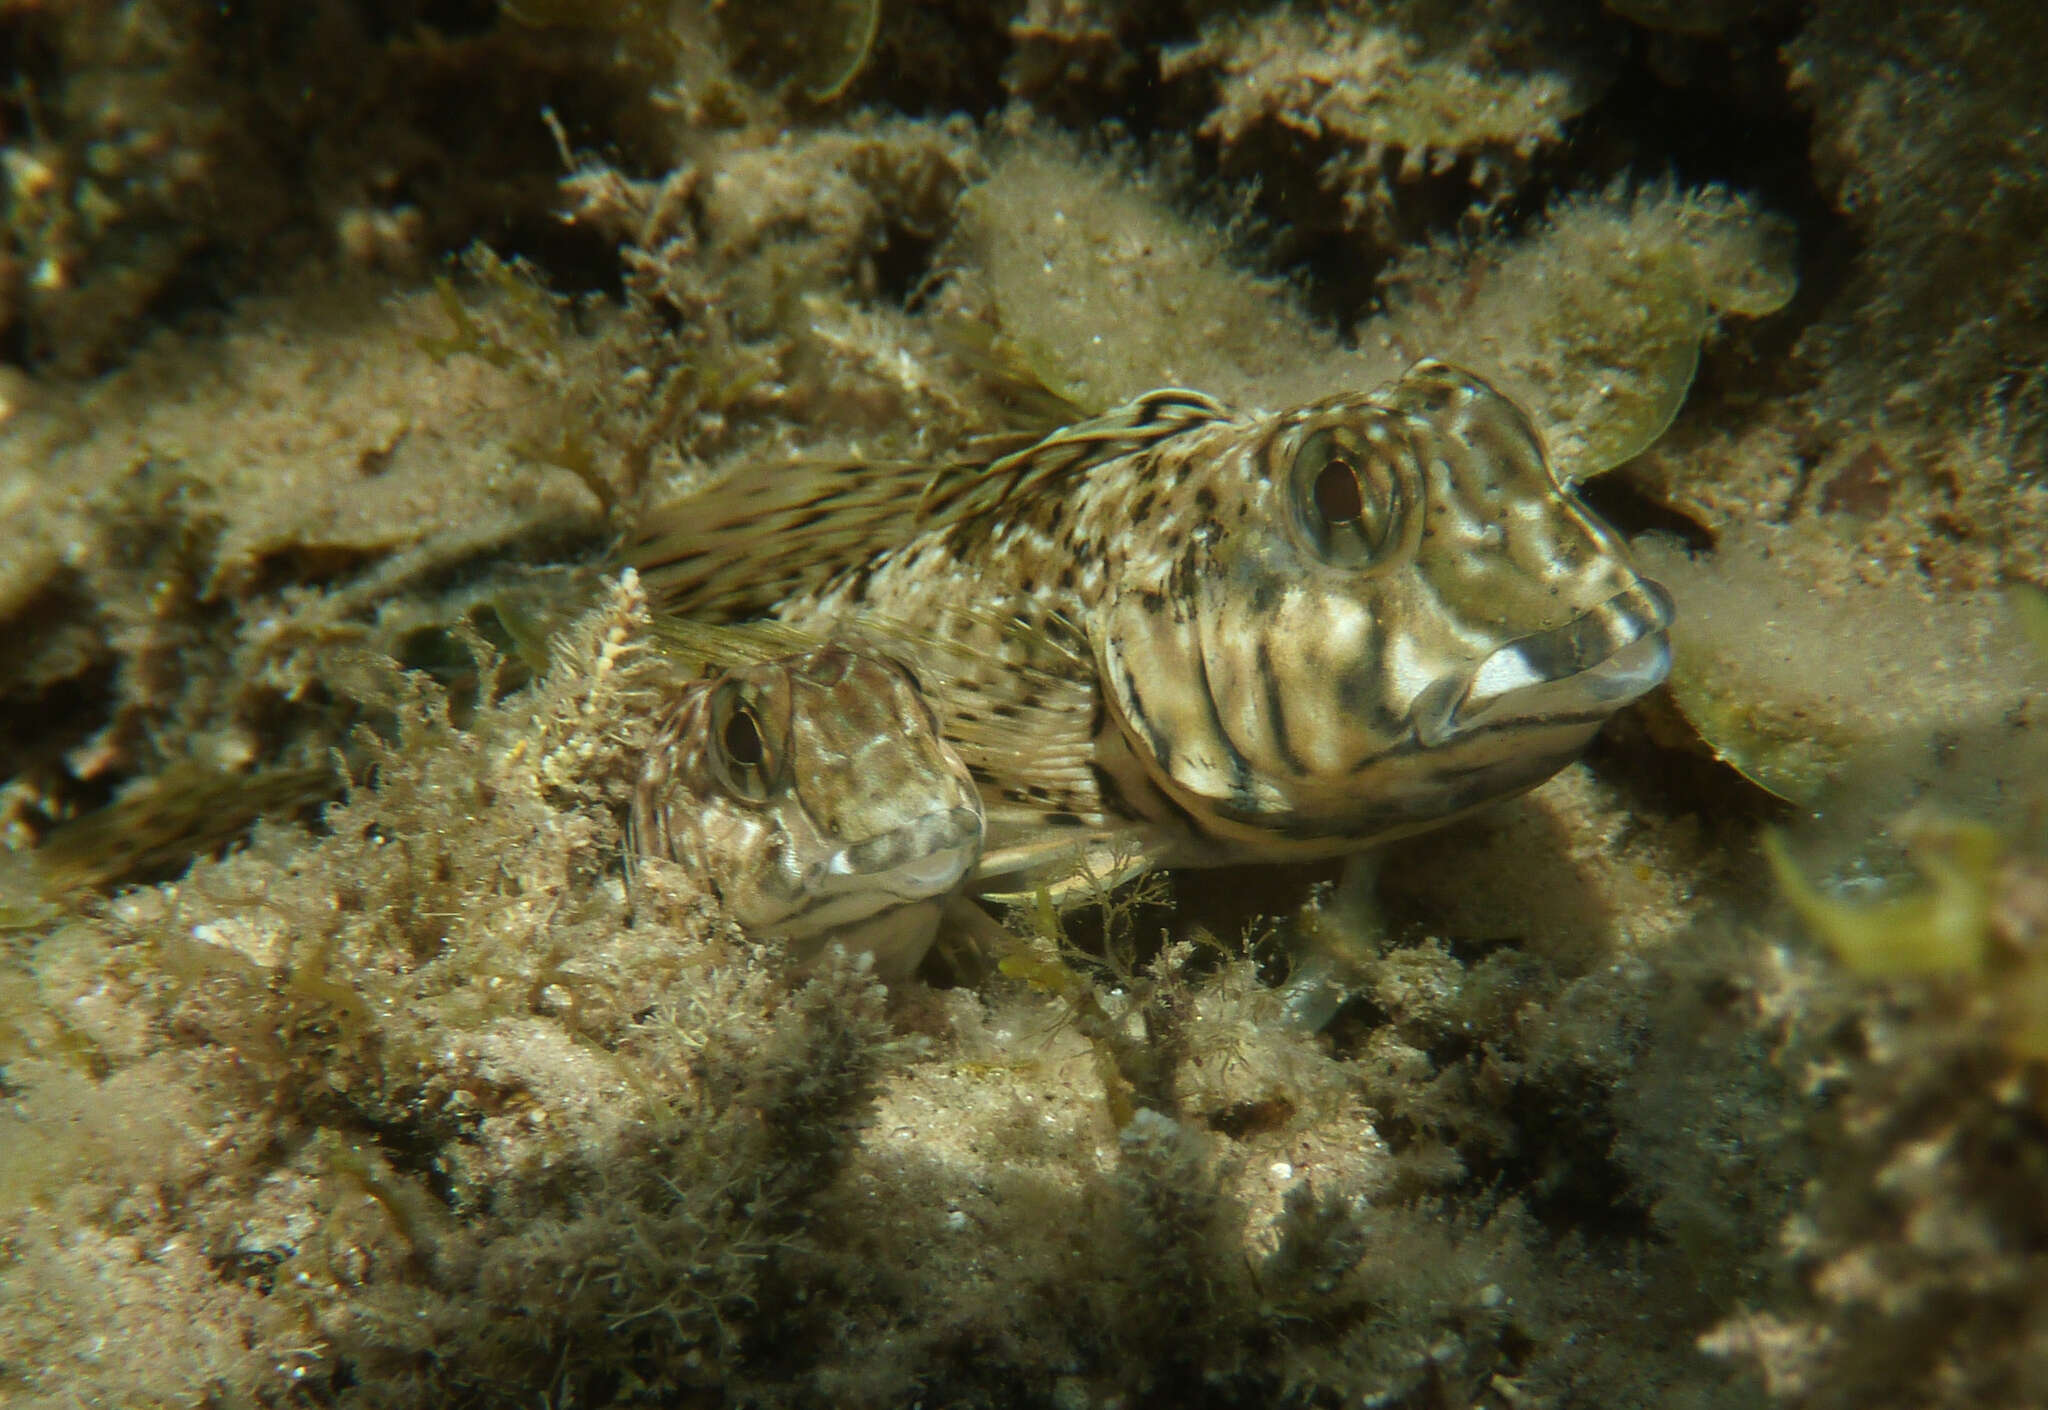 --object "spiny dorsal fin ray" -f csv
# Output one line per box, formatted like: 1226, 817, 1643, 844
919, 388, 1235, 527
644, 613, 827, 670
626, 388, 1235, 622
629, 458, 938, 622
854, 604, 1104, 823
